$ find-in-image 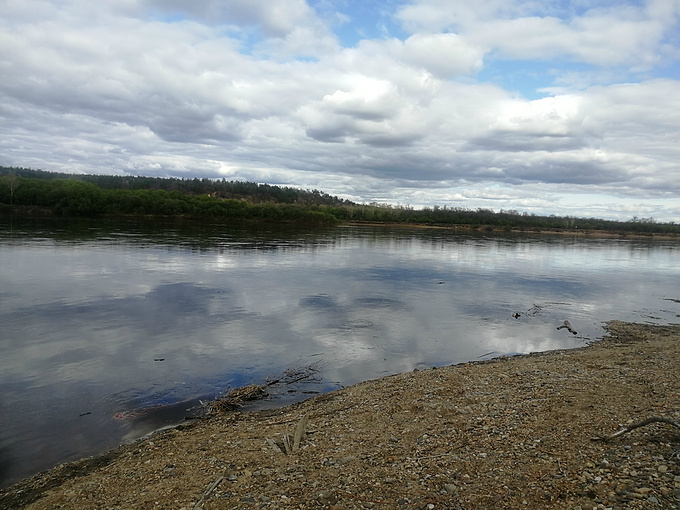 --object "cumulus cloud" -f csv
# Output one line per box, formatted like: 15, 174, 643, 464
398, 0, 680, 70
143, 0, 319, 37
0, 0, 679, 221
401, 33, 484, 77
